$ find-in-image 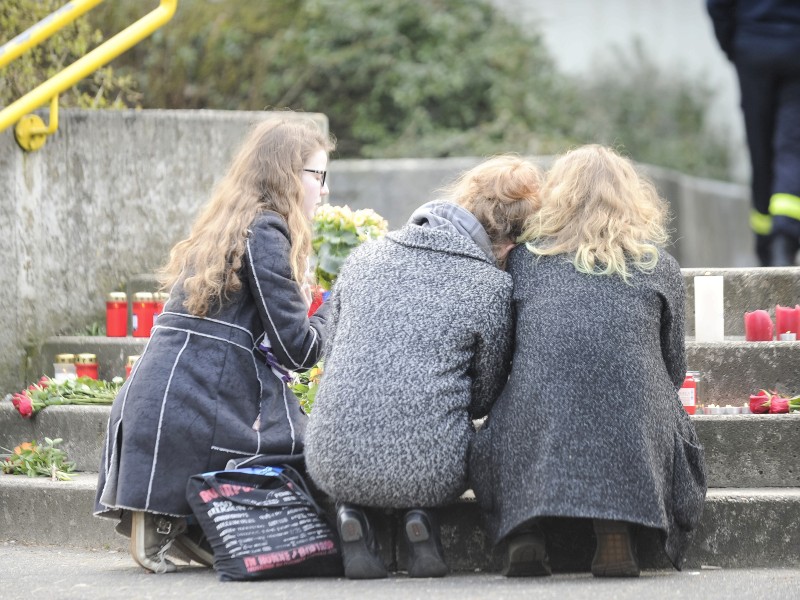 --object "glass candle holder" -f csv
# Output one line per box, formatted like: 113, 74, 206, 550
75, 353, 99, 379
53, 353, 77, 383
